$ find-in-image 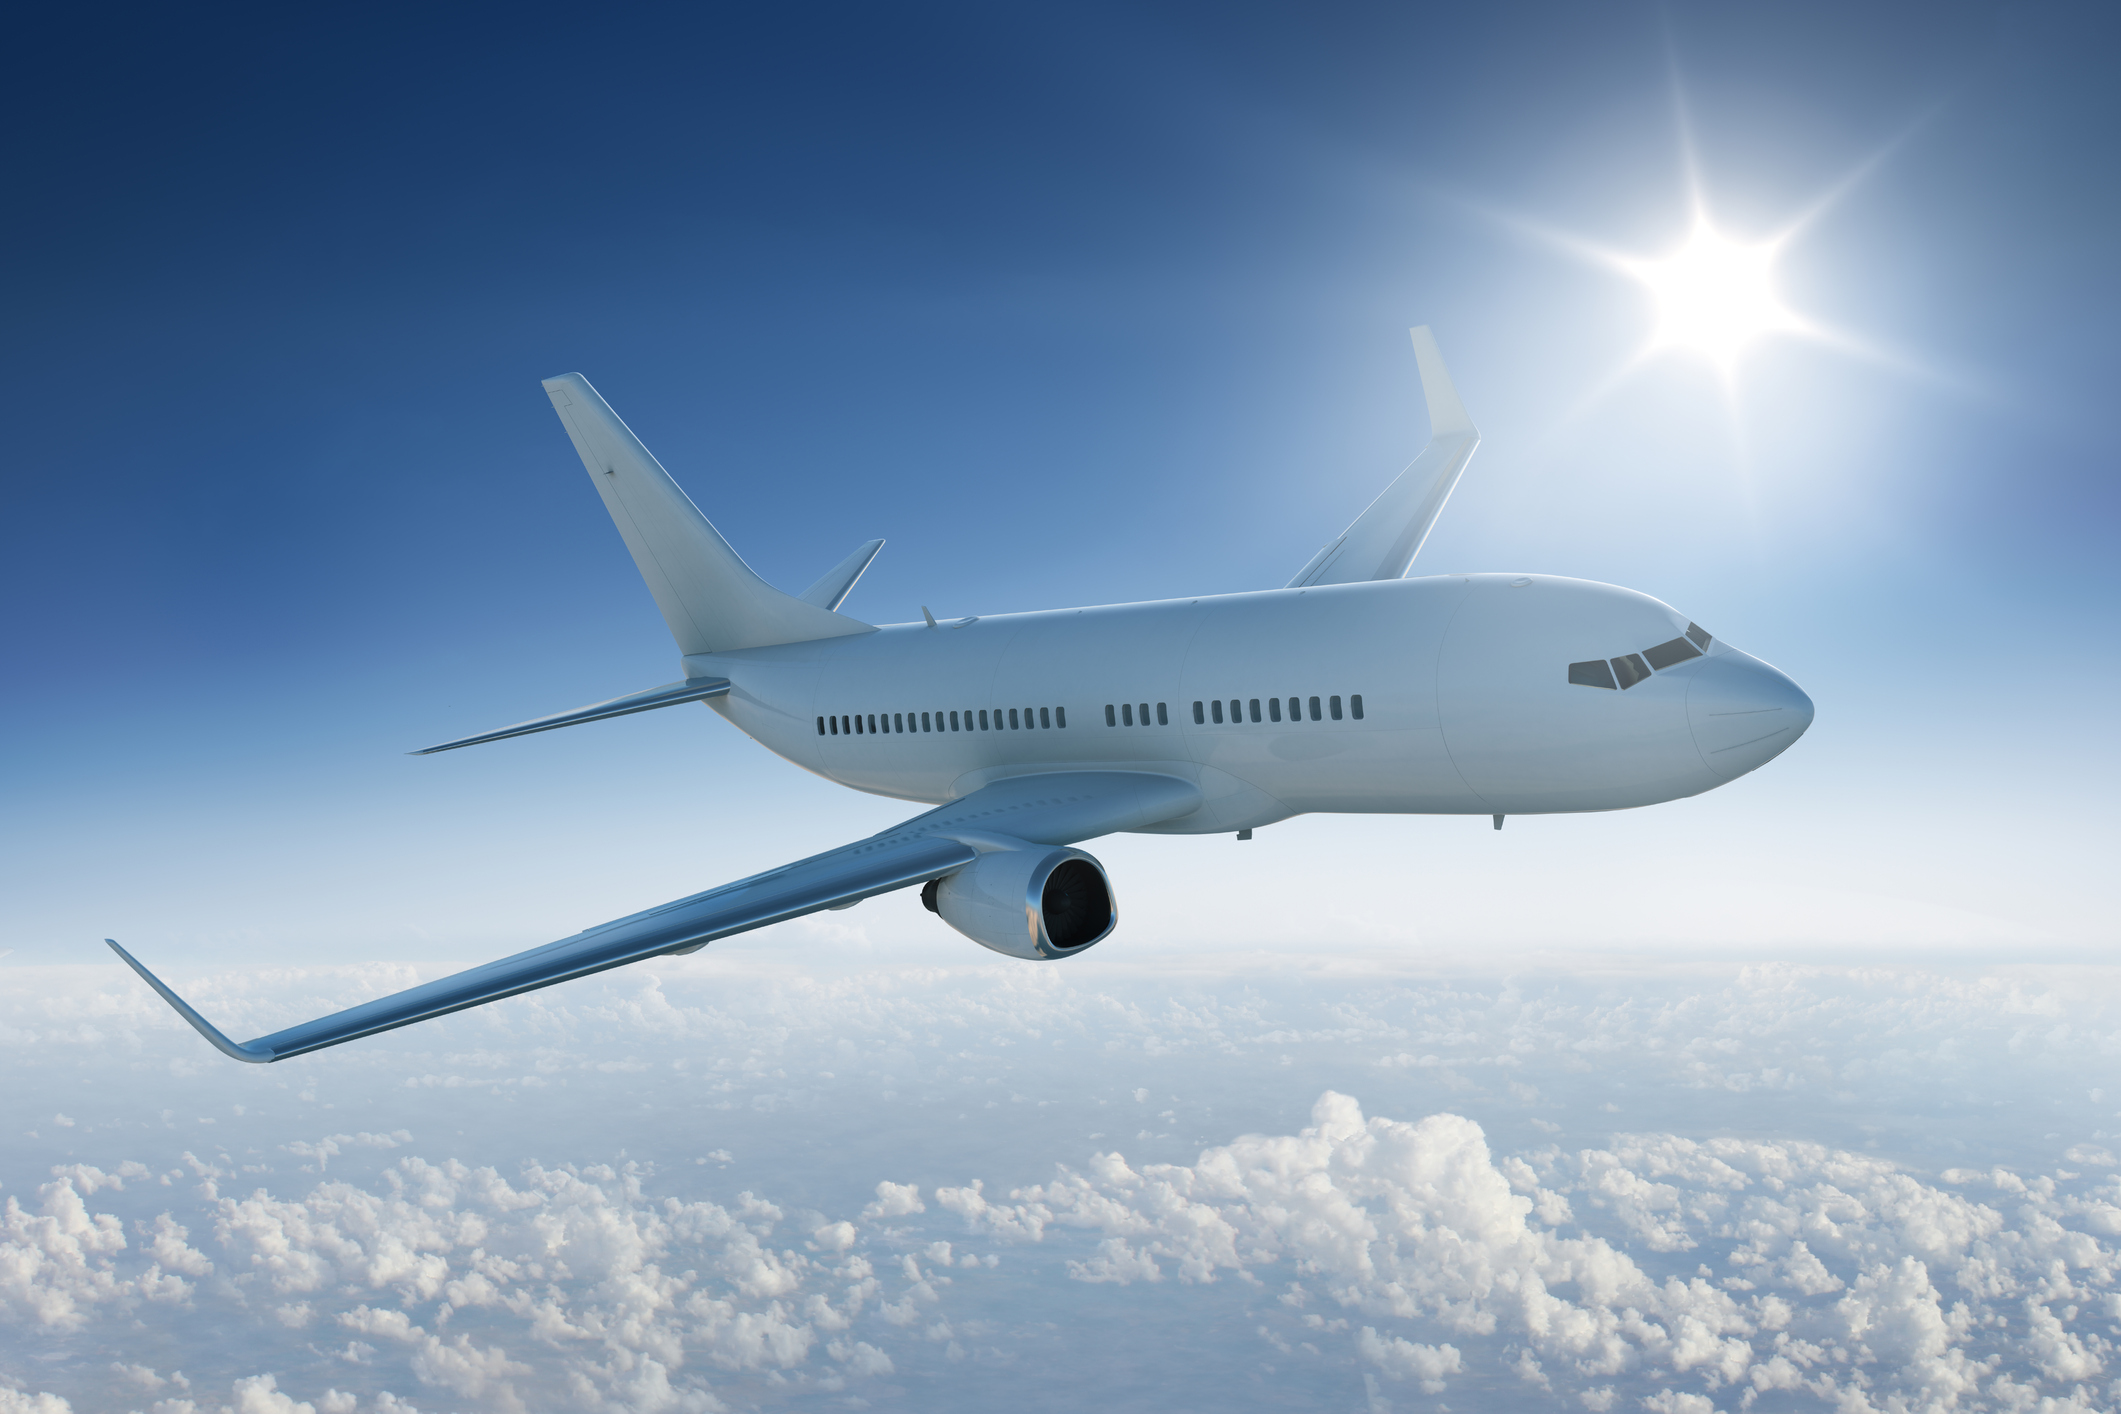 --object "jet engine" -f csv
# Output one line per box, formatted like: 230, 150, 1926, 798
920, 841, 1115, 960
